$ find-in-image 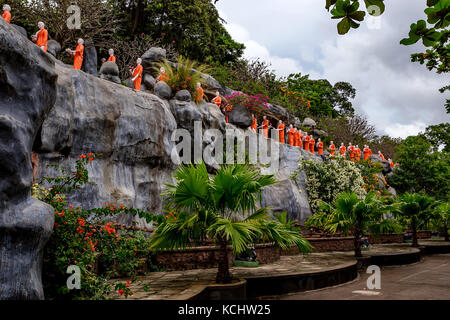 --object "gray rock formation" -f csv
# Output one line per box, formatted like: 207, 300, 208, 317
99, 61, 121, 84
11, 24, 27, 37
47, 40, 61, 57
302, 117, 316, 128
154, 81, 172, 99
0, 19, 56, 299
81, 40, 98, 77
174, 89, 192, 102
143, 74, 156, 89
228, 104, 252, 128
141, 47, 166, 71
37, 62, 177, 223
